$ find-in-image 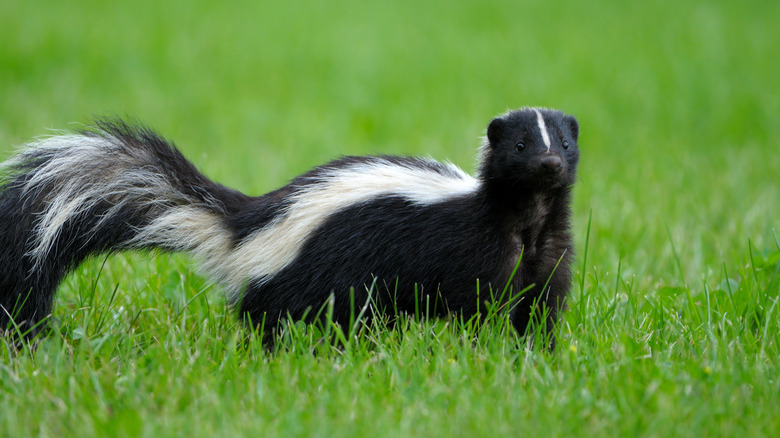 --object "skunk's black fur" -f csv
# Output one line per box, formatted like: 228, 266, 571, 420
0, 108, 579, 346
